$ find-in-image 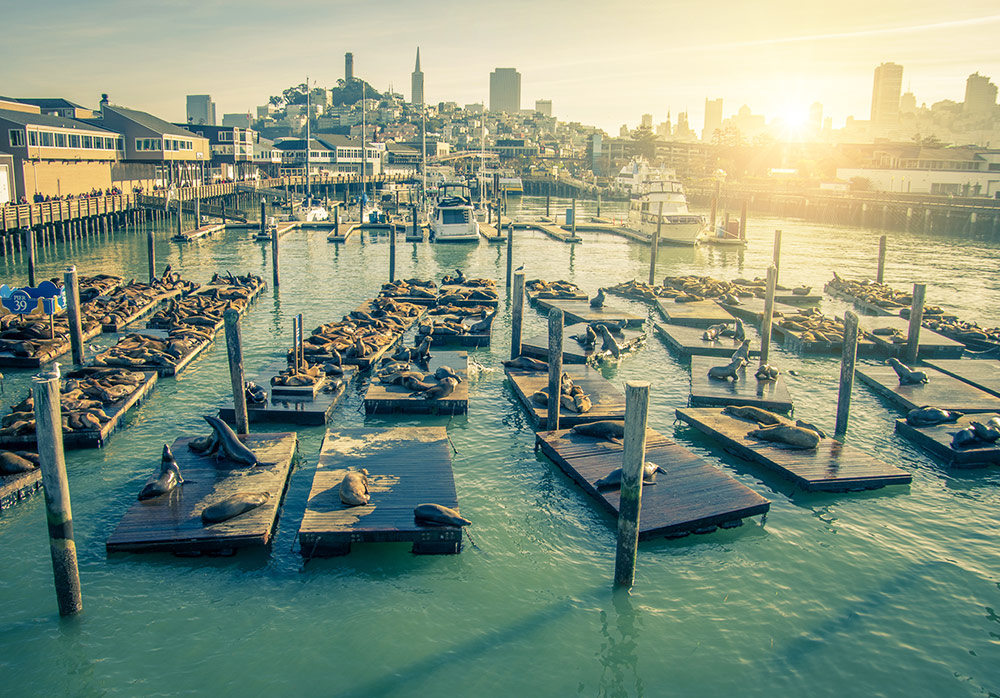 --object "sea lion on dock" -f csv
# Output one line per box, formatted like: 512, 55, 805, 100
594, 461, 663, 490
0, 451, 38, 475
749, 424, 821, 449
708, 356, 746, 381
590, 288, 606, 309
951, 427, 979, 449
414, 503, 471, 527
201, 492, 270, 524
703, 323, 727, 341
732, 340, 751, 364
755, 364, 780, 381
412, 376, 458, 400
503, 356, 549, 371
597, 324, 621, 358
887, 358, 929, 385
339, 469, 370, 506
906, 406, 962, 427
138, 445, 184, 500
969, 419, 1000, 443
434, 365, 463, 383
571, 325, 598, 349
571, 420, 625, 441
201, 415, 261, 467
468, 310, 497, 335
245, 382, 267, 404
794, 419, 827, 439
530, 389, 549, 406
722, 405, 787, 426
